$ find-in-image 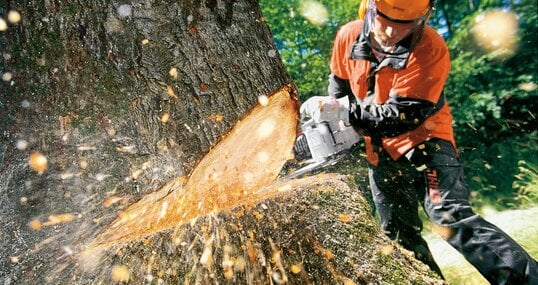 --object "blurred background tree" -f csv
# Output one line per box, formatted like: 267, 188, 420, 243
261, 0, 357, 100
260, 0, 538, 209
